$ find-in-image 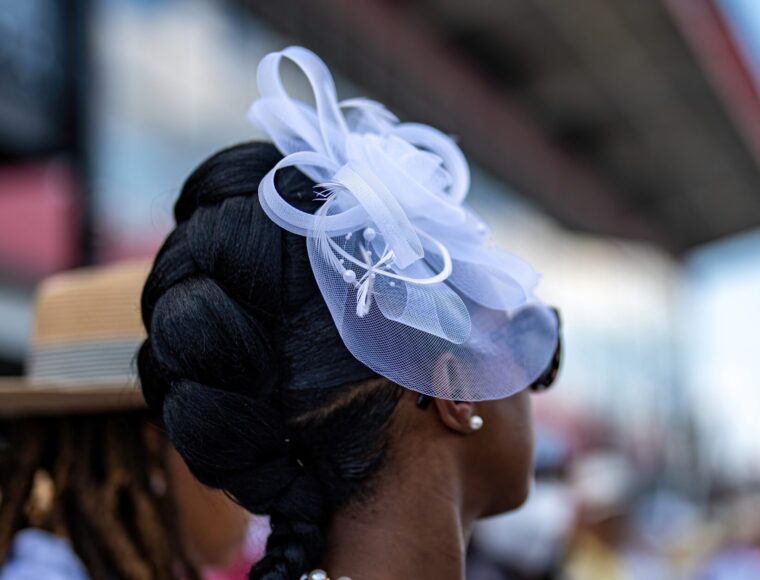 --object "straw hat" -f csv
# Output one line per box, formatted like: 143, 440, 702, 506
0, 260, 150, 416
